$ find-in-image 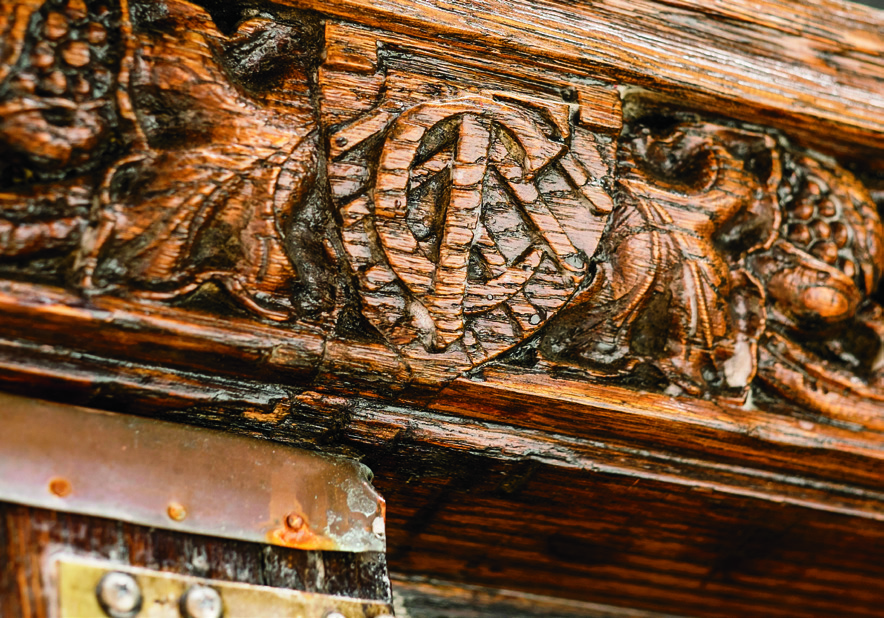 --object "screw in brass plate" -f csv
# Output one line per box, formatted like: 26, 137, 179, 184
96, 571, 142, 618
181, 584, 223, 618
